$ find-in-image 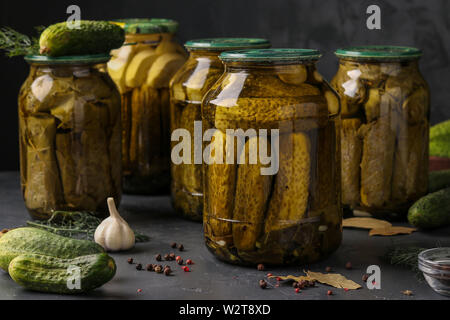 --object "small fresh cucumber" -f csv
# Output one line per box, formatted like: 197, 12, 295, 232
408, 187, 450, 229
39, 21, 125, 56
9, 253, 116, 294
0, 227, 104, 271
429, 169, 450, 193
